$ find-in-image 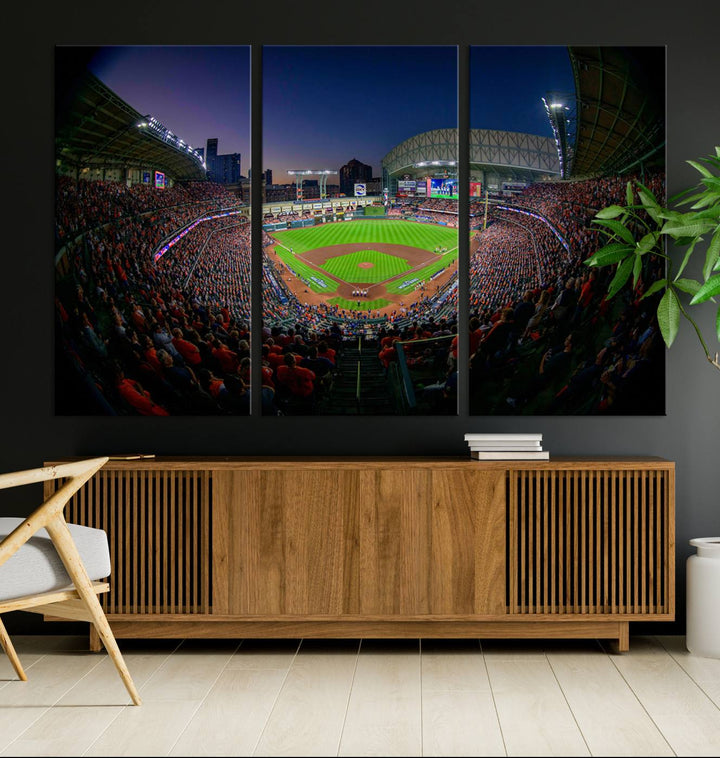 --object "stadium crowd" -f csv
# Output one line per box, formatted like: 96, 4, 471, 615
387, 197, 459, 227
55, 169, 665, 416
56, 176, 239, 247
56, 177, 256, 415
468, 170, 666, 414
